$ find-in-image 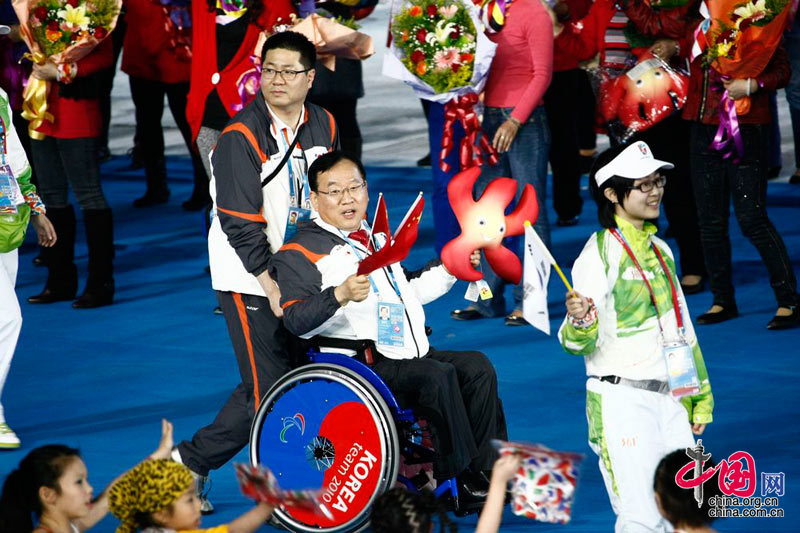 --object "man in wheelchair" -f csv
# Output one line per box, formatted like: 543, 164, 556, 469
269, 151, 508, 511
